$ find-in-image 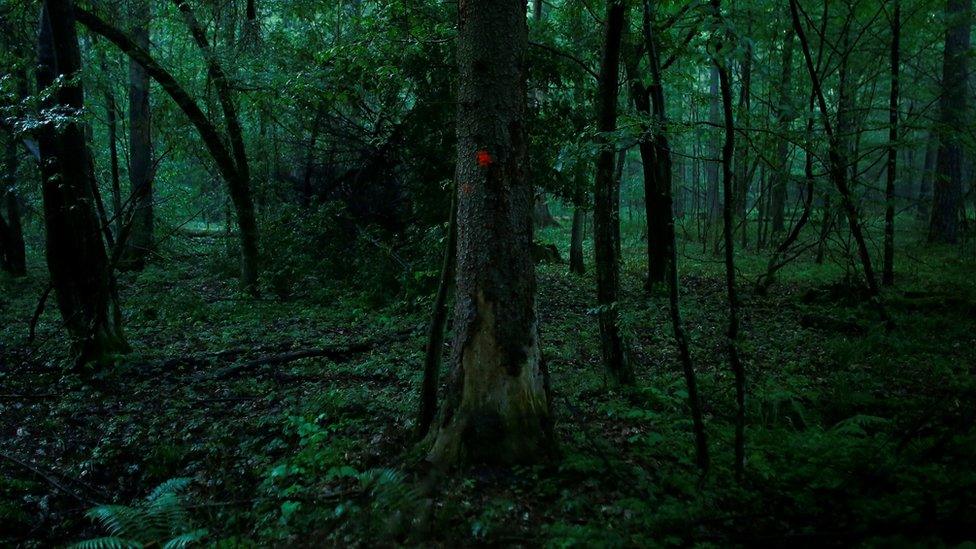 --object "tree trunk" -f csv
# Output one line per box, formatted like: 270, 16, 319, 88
37, 0, 129, 366
569, 203, 586, 275
929, 0, 972, 243
917, 135, 937, 220
706, 65, 721, 226
790, 0, 890, 326
712, 0, 745, 479
613, 147, 626, 258
592, 0, 634, 385
769, 25, 795, 235
417, 191, 457, 439
1, 125, 26, 277
122, 0, 153, 269
77, 5, 261, 293
733, 25, 753, 247
883, 0, 900, 286
625, 39, 669, 289
639, 0, 708, 474
427, 0, 553, 467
